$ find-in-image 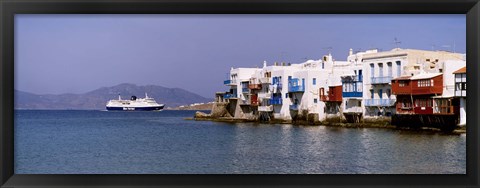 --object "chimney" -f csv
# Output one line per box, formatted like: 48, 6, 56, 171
274, 62, 278, 66
349, 48, 353, 56
282, 62, 286, 66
